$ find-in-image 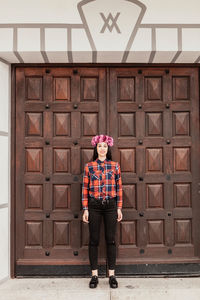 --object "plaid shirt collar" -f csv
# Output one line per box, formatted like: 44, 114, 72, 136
95, 157, 109, 164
